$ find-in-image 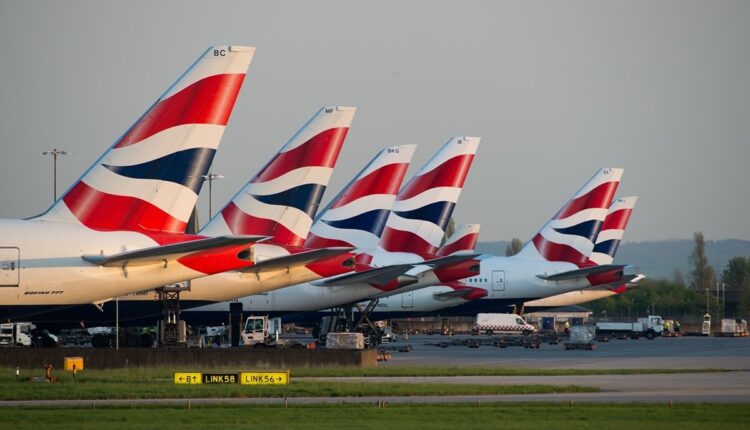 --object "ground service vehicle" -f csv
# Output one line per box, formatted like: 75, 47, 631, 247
241, 316, 302, 348
596, 315, 664, 340
472, 313, 536, 336
0, 322, 57, 347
